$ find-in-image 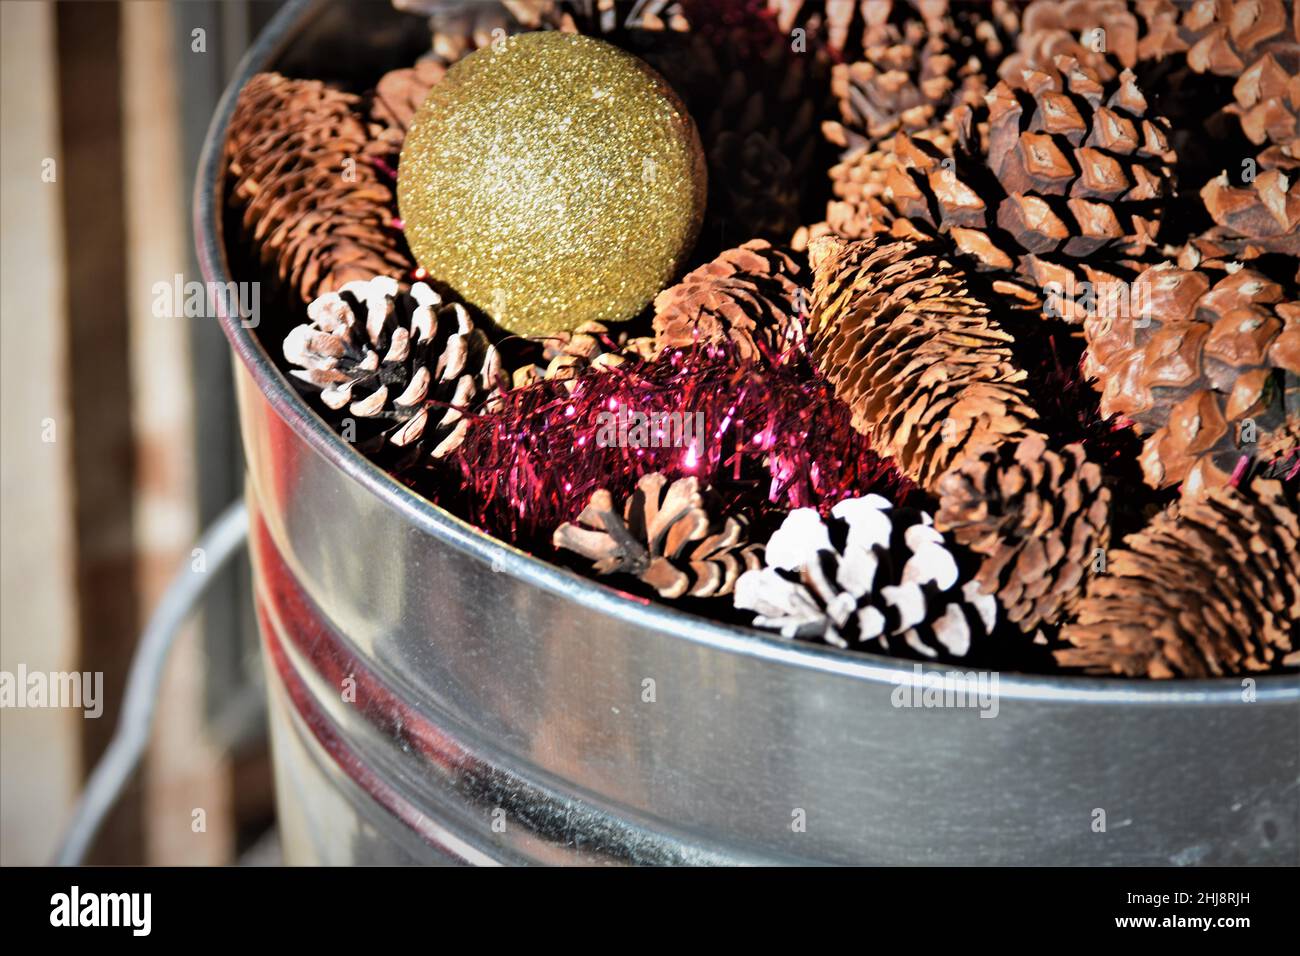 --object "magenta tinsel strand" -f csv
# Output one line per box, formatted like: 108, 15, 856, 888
428, 345, 913, 547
